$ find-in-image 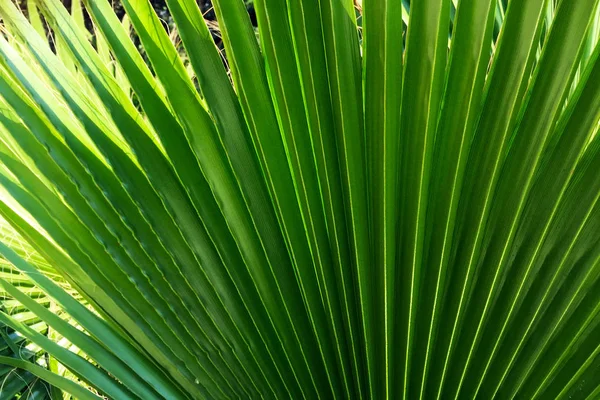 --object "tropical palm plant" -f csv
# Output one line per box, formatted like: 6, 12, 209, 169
0, 0, 599, 397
